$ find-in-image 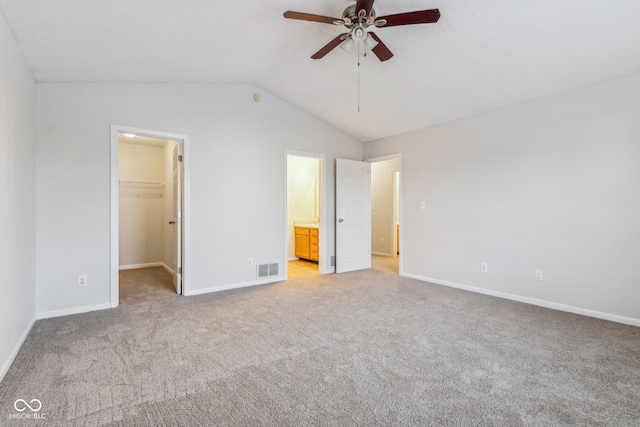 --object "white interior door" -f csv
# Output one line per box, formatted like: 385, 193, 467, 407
336, 158, 371, 273
172, 143, 182, 293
